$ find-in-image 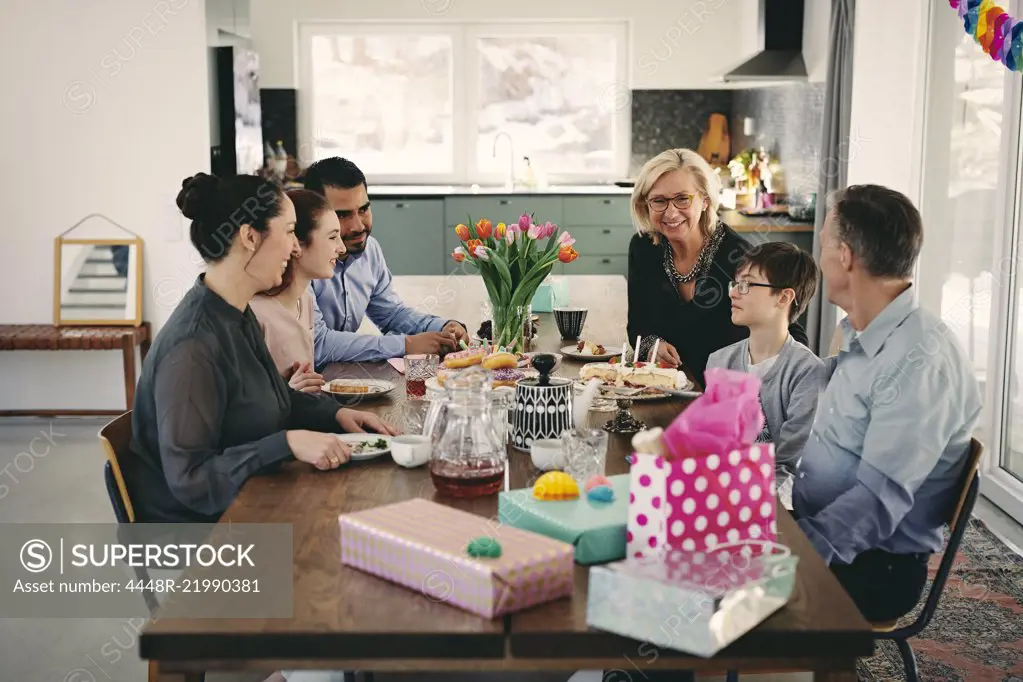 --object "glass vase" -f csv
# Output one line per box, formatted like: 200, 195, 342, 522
490, 300, 532, 354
